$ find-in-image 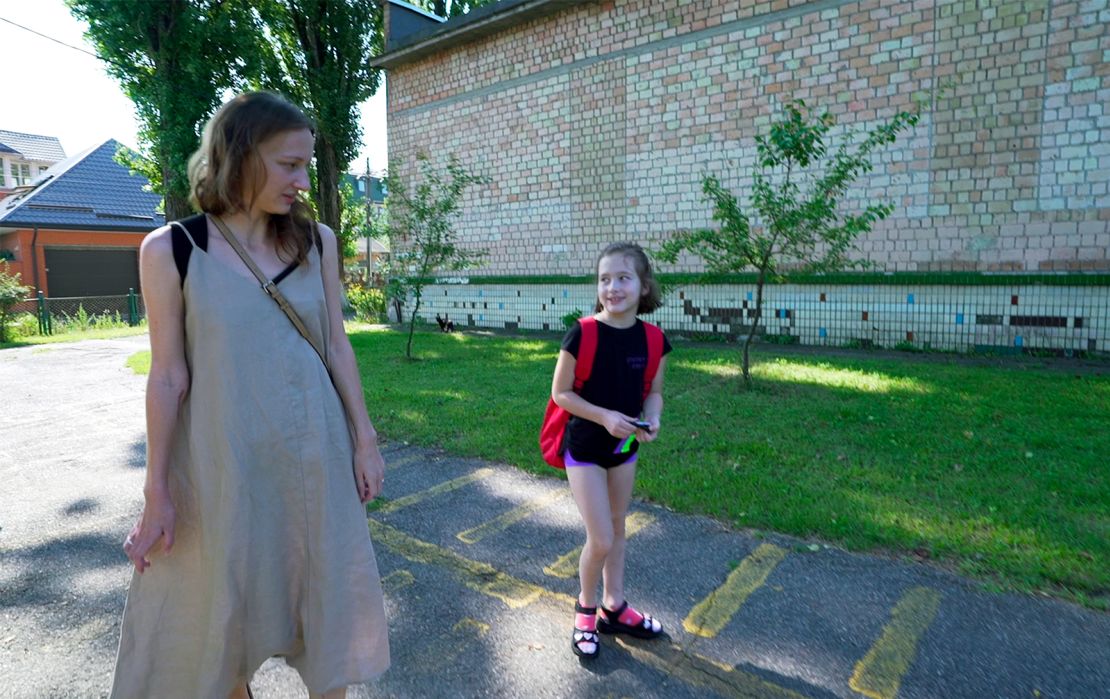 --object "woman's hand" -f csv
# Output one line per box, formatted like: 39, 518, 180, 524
354, 442, 386, 504
123, 488, 176, 574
